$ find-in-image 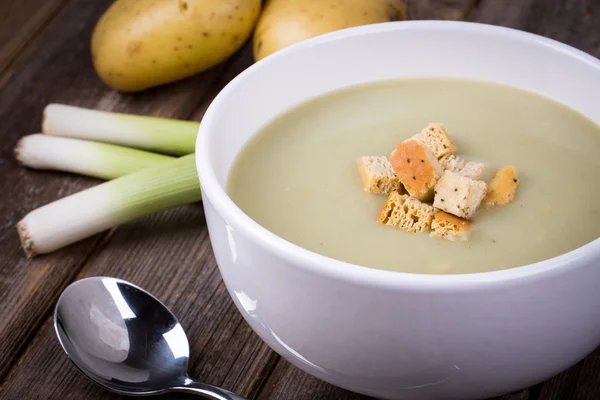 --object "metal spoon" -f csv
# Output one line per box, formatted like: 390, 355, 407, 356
54, 276, 247, 400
